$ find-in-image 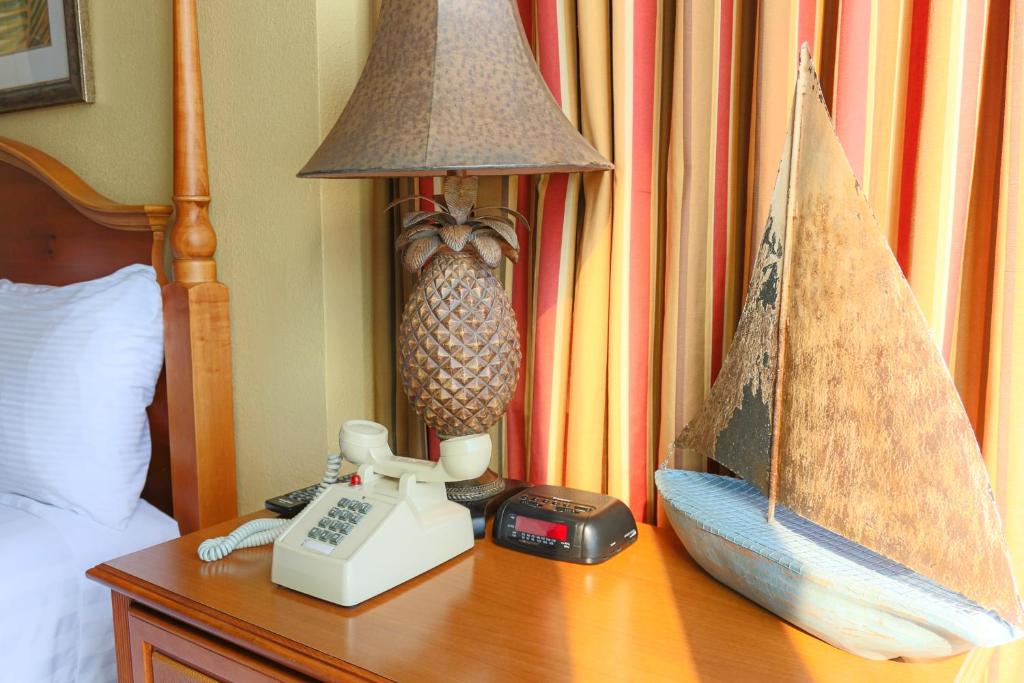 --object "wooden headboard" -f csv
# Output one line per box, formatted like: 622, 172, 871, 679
0, 137, 180, 514
0, 0, 236, 534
